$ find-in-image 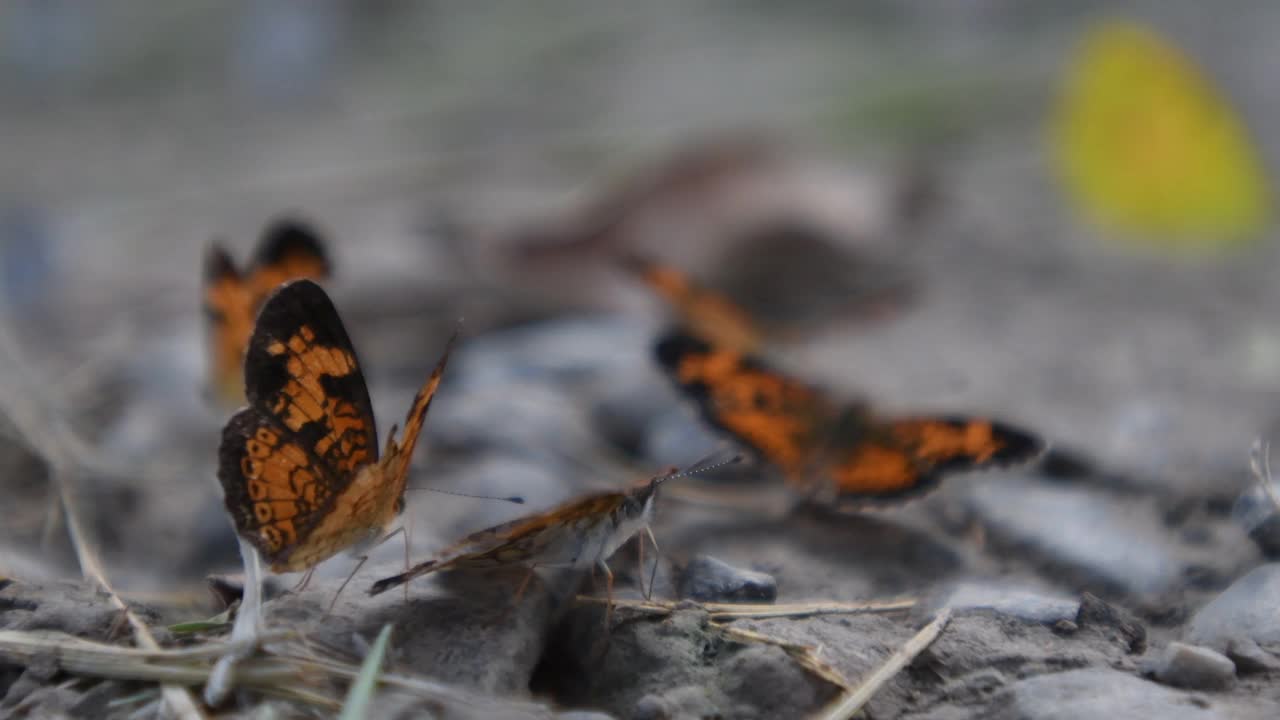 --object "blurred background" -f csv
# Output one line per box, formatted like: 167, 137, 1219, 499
3, 0, 1280, 599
